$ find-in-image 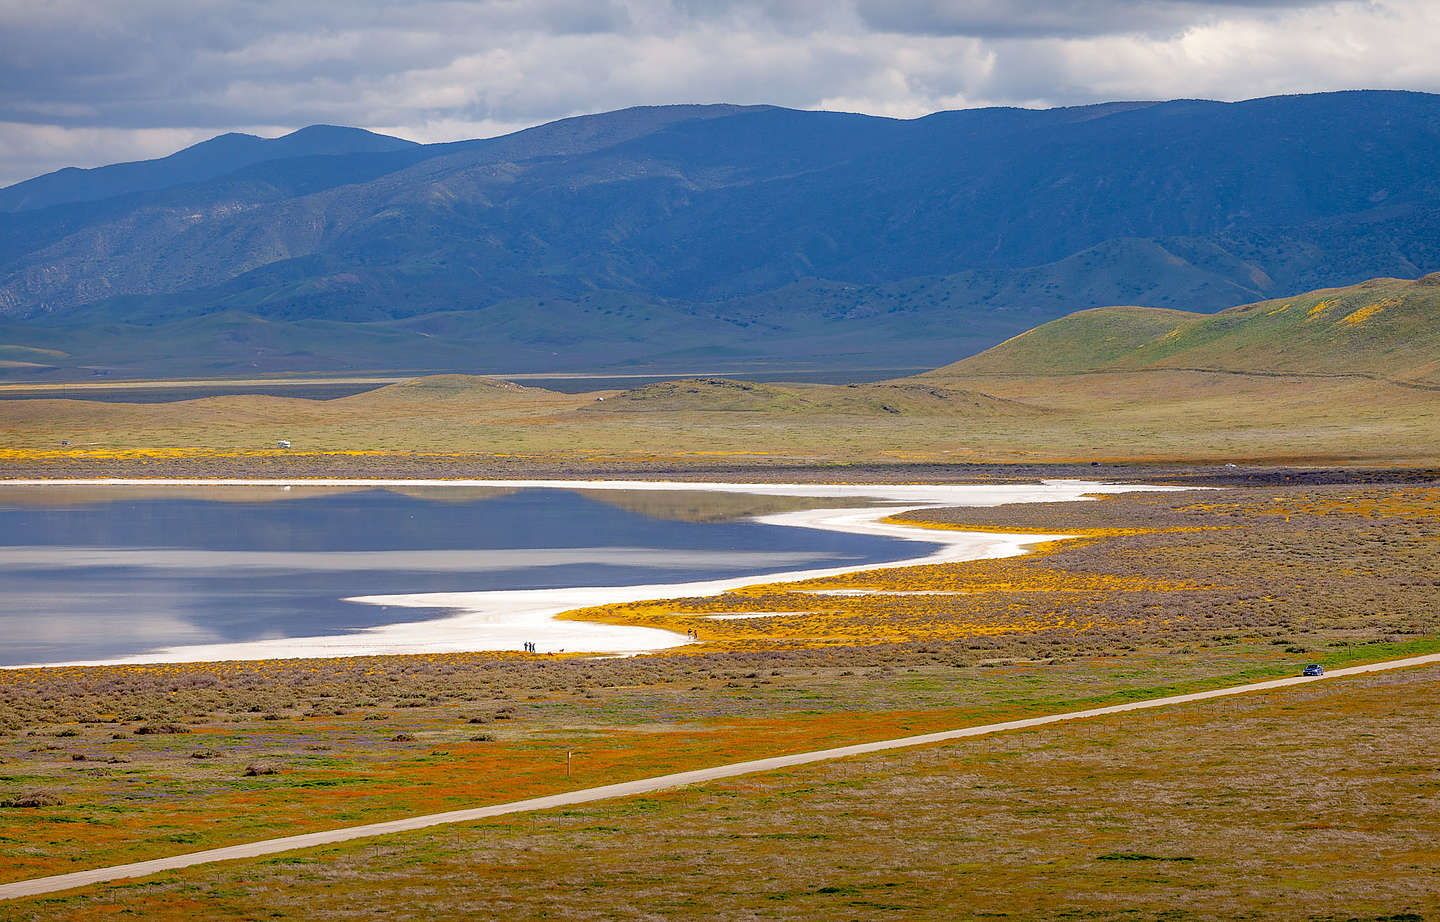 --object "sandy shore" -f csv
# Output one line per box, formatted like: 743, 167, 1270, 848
4, 479, 1185, 666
